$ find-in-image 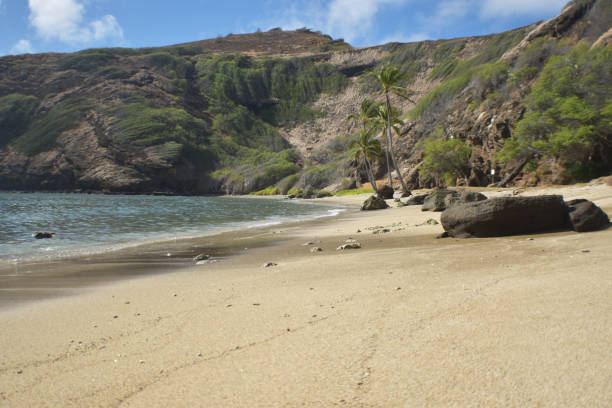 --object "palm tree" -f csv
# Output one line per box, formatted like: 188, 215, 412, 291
347, 98, 383, 194
349, 127, 381, 195
376, 64, 413, 193
375, 104, 403, 187
347, 98, 380, 132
